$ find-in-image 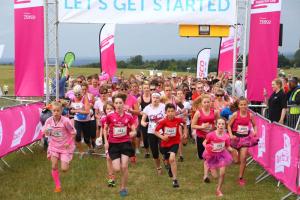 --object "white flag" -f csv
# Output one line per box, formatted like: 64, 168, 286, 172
0, 45, 5, 59
197, 48, 211, 79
